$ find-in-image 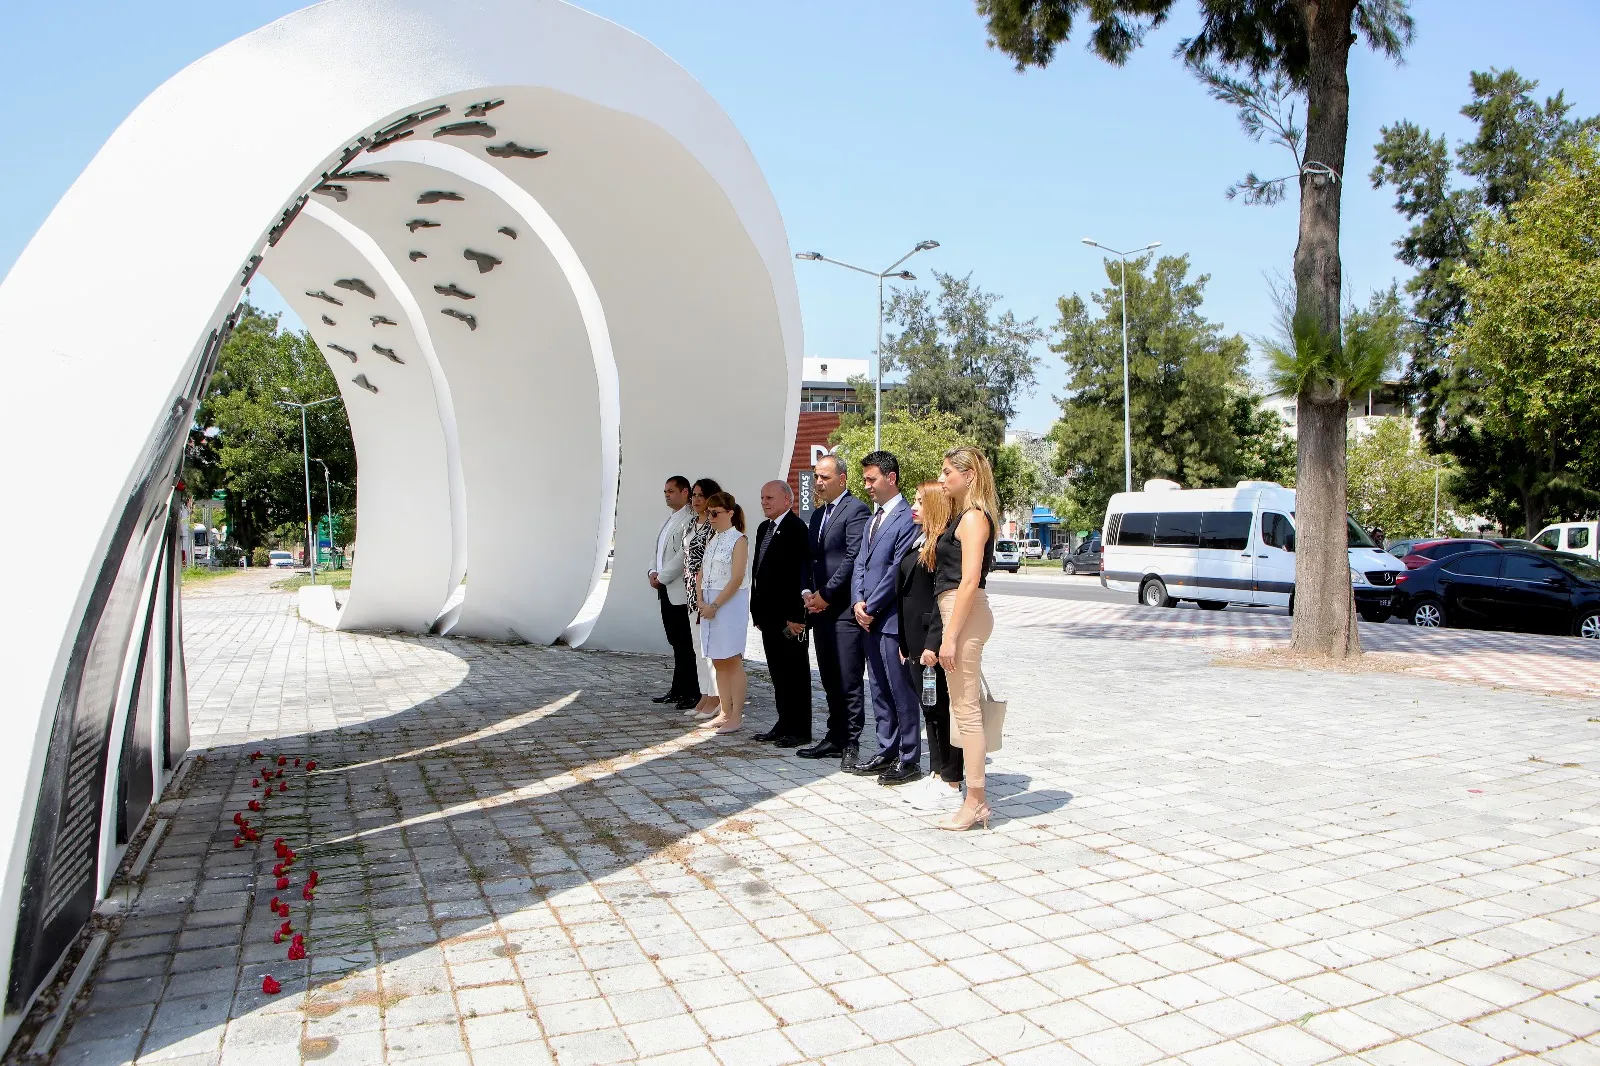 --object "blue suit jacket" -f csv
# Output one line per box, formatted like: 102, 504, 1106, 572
807, 492, 870, 623
850, 500, 919, 635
